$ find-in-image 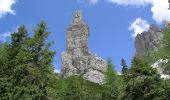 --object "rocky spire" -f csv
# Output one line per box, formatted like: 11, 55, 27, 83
71, 10, 83, 25
61, 10, 107, 84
